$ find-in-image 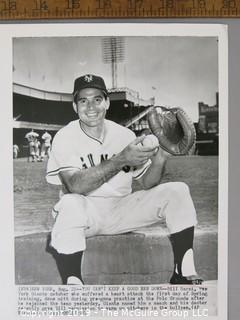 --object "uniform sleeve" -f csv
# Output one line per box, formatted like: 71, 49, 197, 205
132, 159, 152, 180
122, 129, 152, 180
46, 131, 81, 185
121, 128, 152, 180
